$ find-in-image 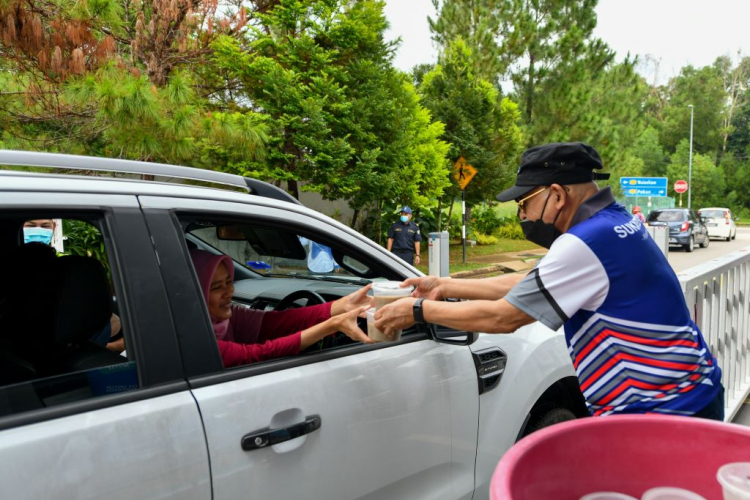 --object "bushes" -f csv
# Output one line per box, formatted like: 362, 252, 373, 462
471, 204, 504, 235
473, 232, 498, 245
